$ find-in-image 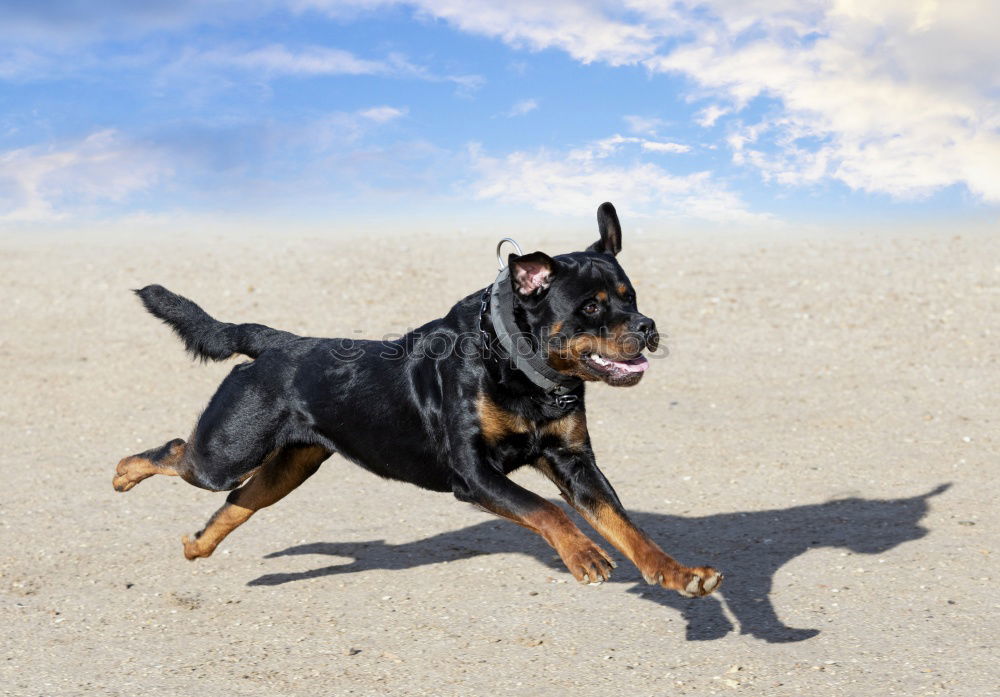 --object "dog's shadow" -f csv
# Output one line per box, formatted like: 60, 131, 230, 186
248, 483, 949, 643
